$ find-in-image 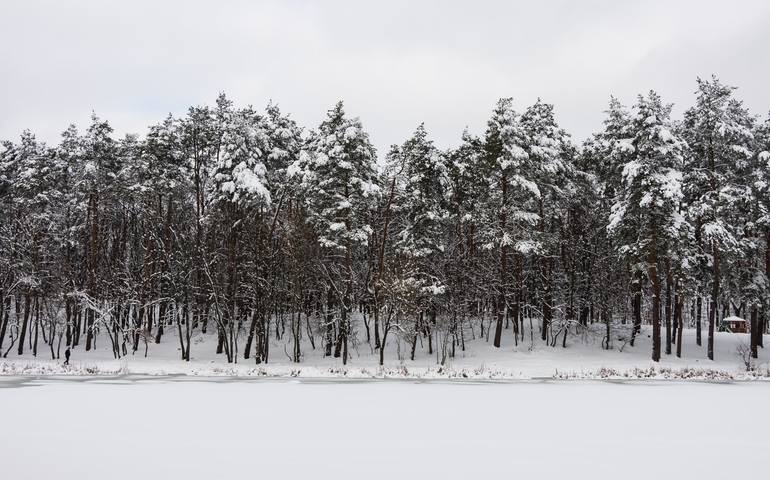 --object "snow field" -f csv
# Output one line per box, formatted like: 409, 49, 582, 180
1, 378, 768, 479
